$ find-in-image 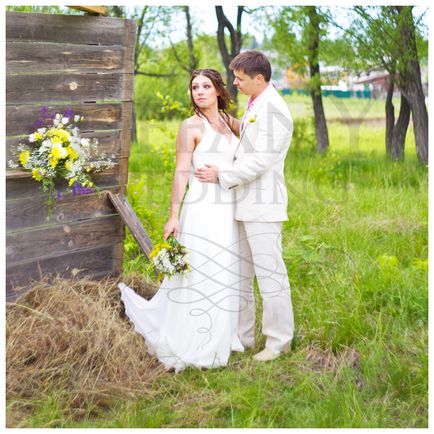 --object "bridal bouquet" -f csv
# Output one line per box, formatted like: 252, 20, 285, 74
149, 234, 191, 280
8, 107, 115, 218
